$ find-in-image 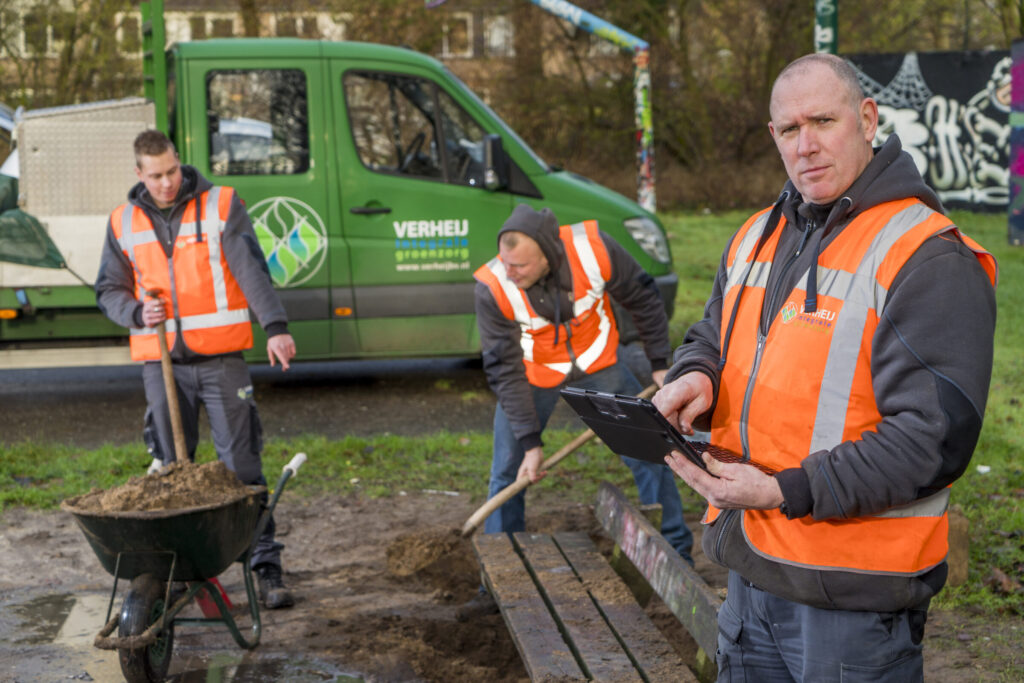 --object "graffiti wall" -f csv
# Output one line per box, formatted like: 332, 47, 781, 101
846, 51, 1011, 213
1009, 39, 1024, 244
